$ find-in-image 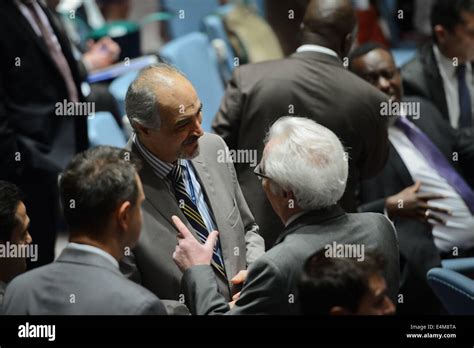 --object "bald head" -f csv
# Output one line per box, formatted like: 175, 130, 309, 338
125, 63, 189, 130
125, 63, 204, 163
301, 0, 357, 56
